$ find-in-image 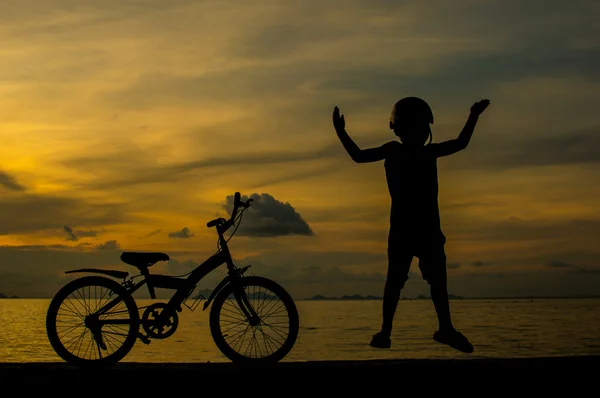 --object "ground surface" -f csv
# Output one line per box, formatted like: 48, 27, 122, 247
2, 356, 596, 393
